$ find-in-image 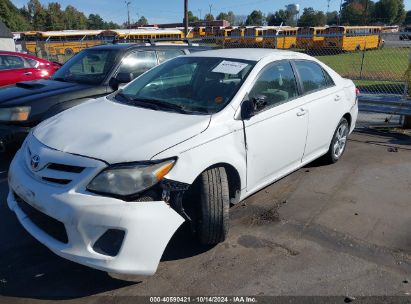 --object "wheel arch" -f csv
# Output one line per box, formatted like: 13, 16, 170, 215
343, 112, 352, 129
192, 162, 242, 204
